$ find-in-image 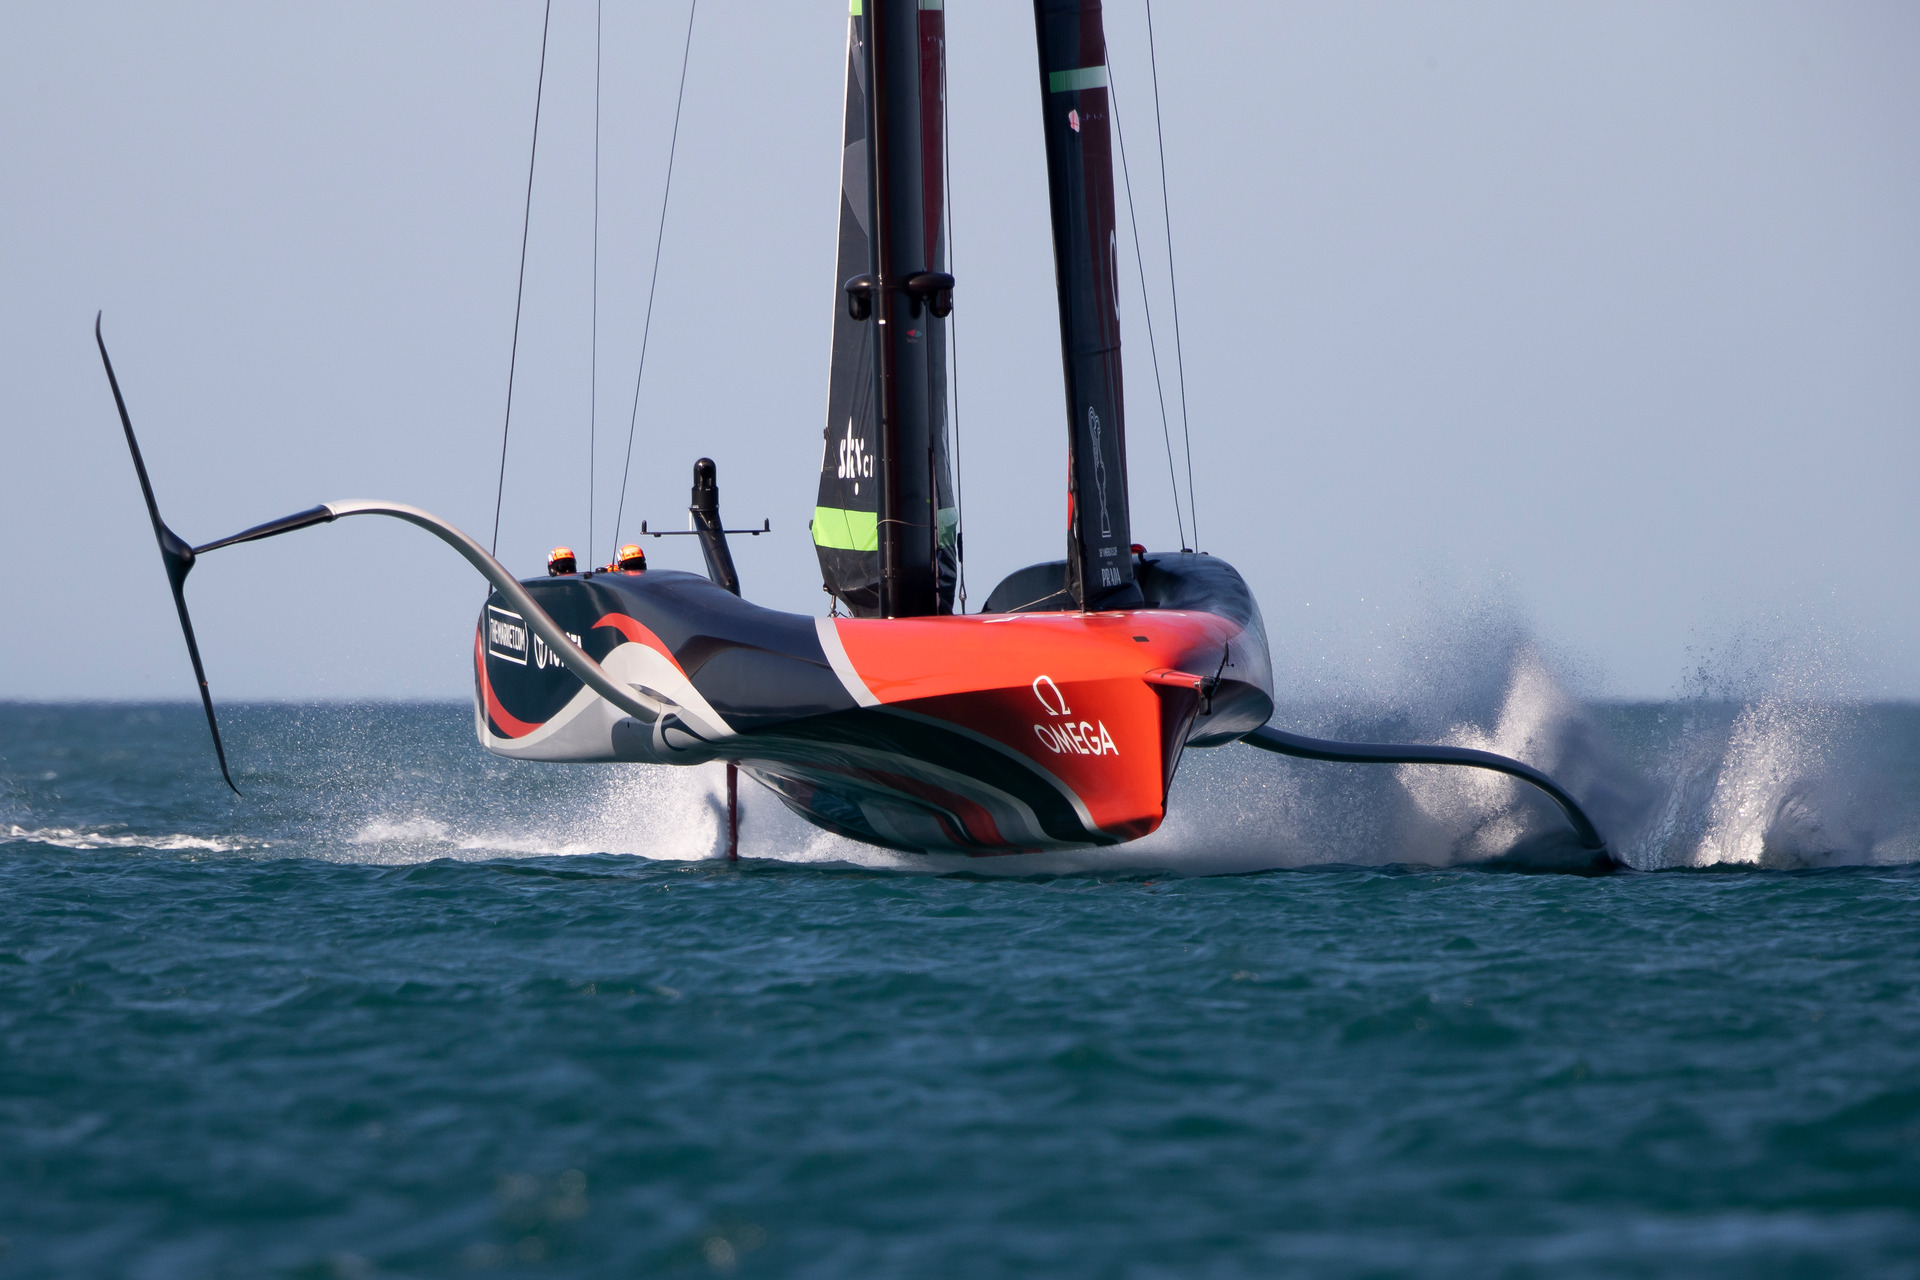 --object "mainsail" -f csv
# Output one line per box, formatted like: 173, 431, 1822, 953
1033, 0, 1142, 610
814, 0, 956, 617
